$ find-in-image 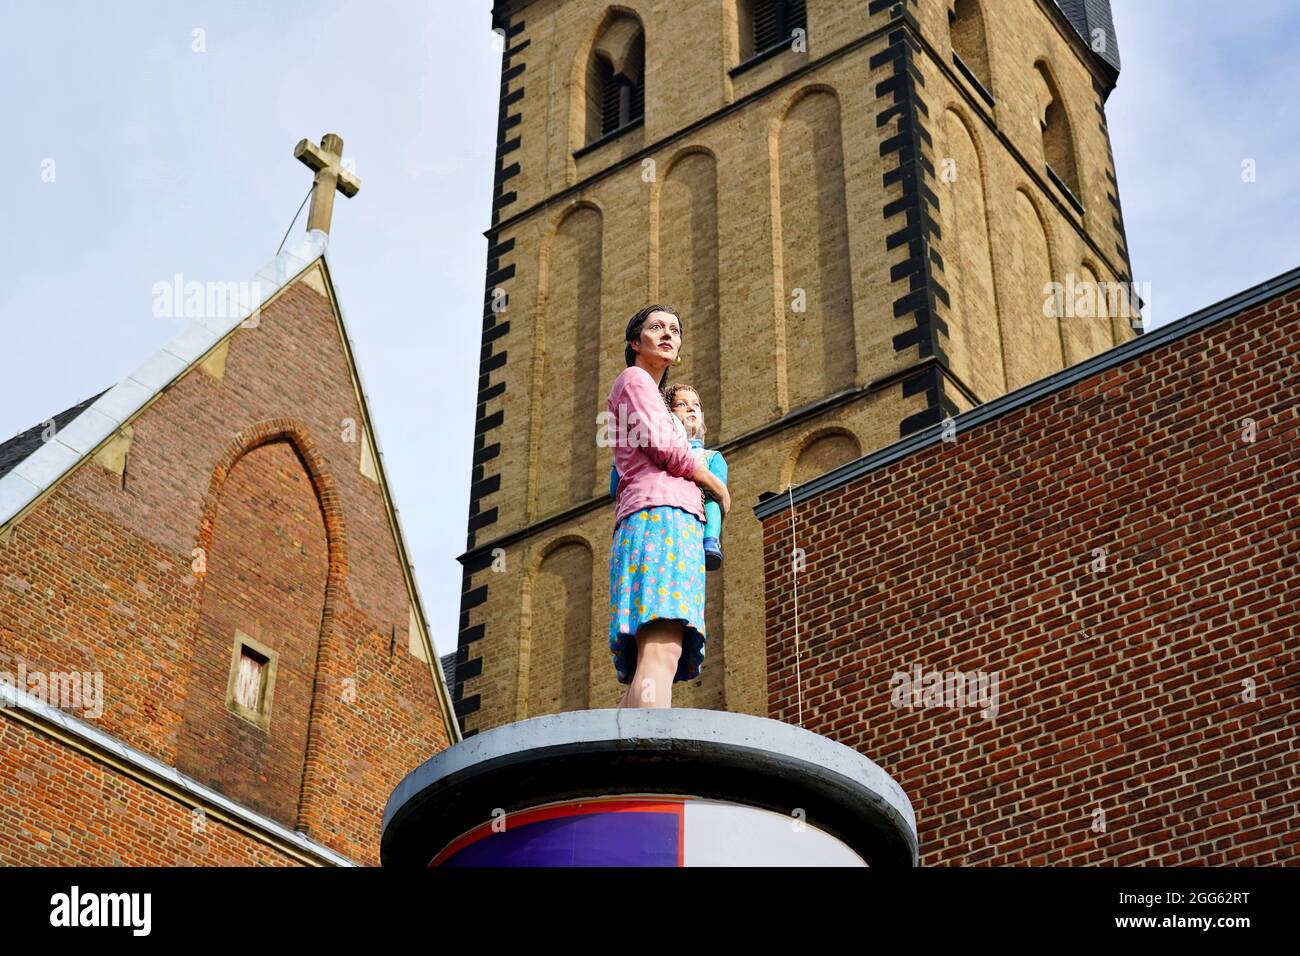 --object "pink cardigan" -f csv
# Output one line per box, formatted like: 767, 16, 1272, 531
607, 365, 705, 531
